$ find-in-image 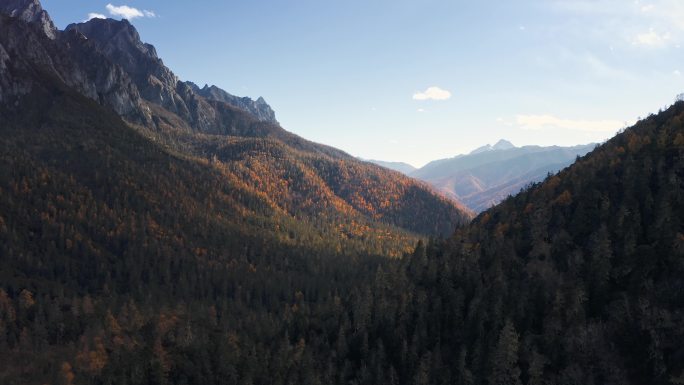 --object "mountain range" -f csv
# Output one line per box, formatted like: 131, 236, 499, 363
372, 140, 596, 212
0, 0, 470, 243
1, 1, 683, 384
